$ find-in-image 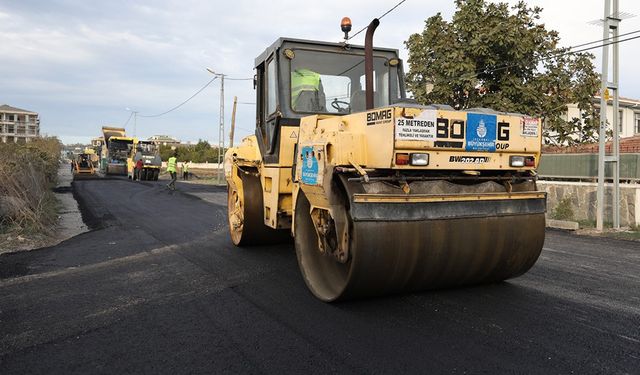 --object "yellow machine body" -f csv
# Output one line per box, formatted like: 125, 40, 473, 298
224, 35, 546, 301
127, 139, 161, 181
